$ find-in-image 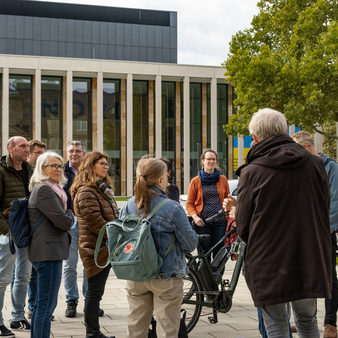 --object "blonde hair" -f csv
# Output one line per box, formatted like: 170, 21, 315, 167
29, 152, 67, 191
70, 151, 112, 198
249, 108, 287, 141
134, 157, 166, 216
